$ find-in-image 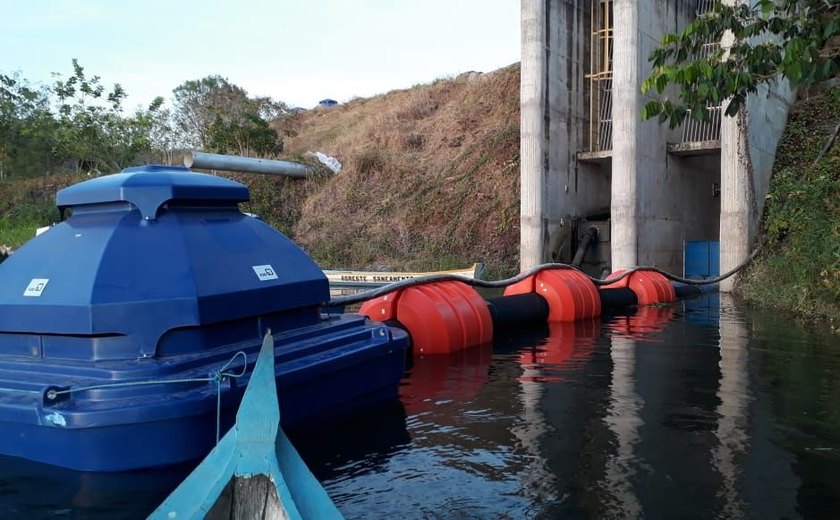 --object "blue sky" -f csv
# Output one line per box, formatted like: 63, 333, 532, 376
0, 0, 520, 110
